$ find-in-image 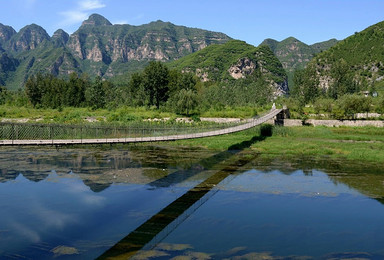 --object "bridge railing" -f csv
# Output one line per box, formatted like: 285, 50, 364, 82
0, 121, 243, 141
0, 109, 282, 144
